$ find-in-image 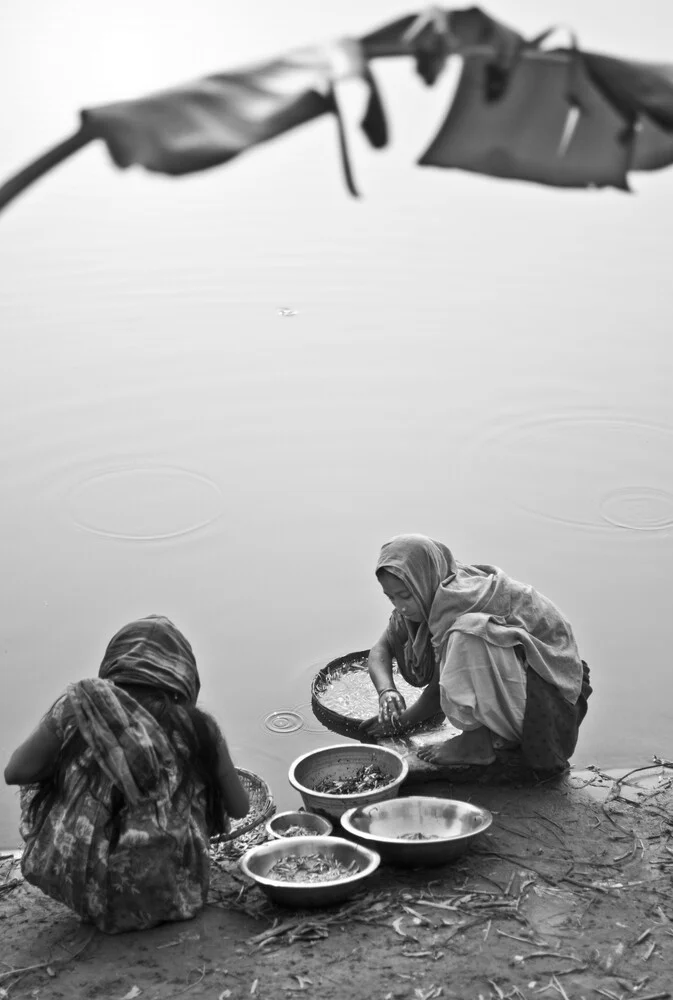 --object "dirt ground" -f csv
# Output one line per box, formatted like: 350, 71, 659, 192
1, 761, 672, 1000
